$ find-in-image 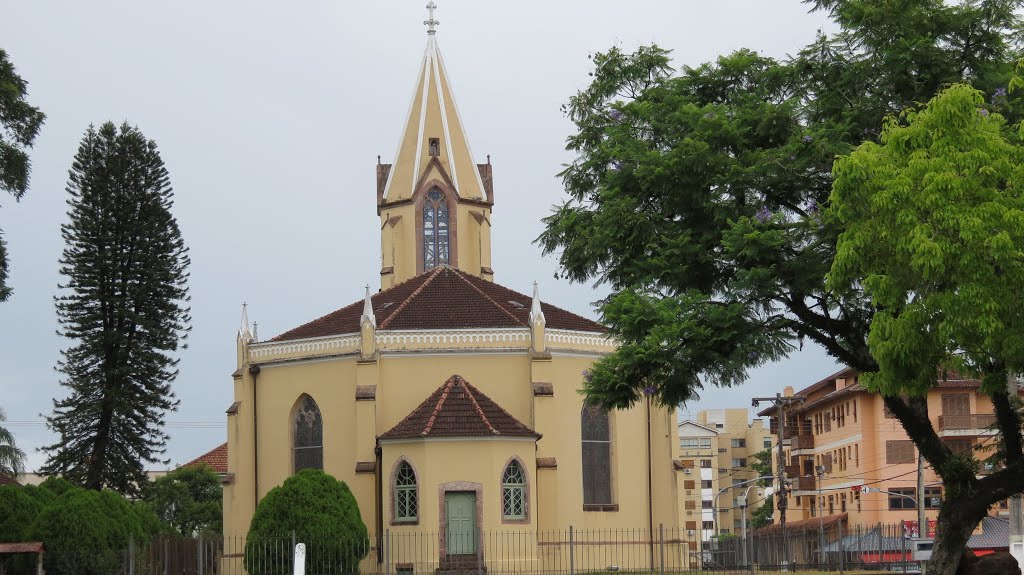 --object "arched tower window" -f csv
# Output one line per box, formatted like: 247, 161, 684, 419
581, 403, 612, 505
502, 460, 526, 519
423, 188, 449, 270
394, 461, 418, 522
293, 395, 323, 472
